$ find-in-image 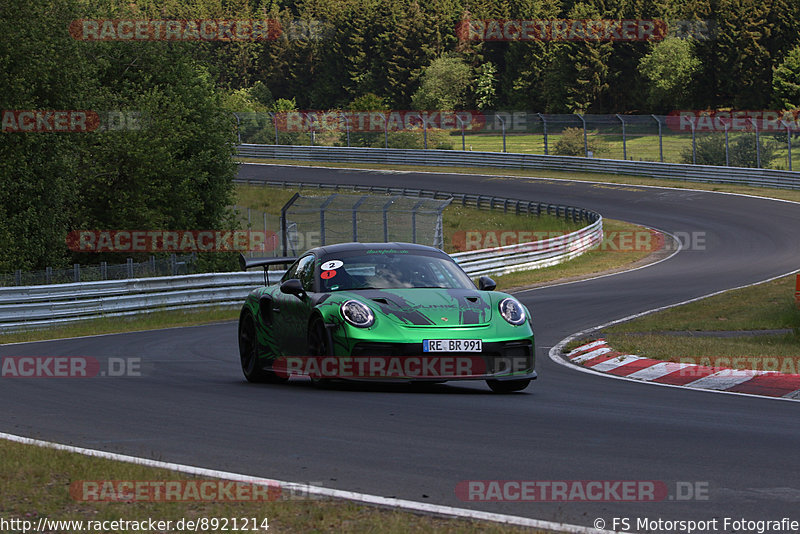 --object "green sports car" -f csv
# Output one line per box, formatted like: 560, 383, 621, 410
237, 242, 536, 392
